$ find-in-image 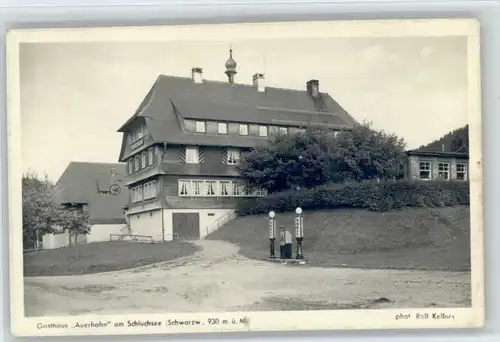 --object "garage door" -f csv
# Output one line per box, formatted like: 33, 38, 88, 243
172, 213, 200, 239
